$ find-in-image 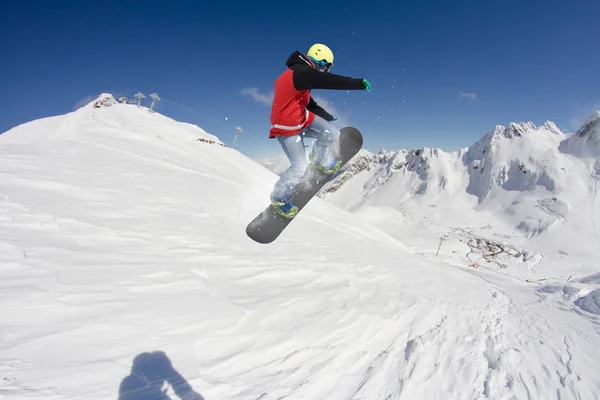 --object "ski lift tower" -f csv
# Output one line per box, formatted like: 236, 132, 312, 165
232, 126, 243, 148
149, 93, 160, 110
